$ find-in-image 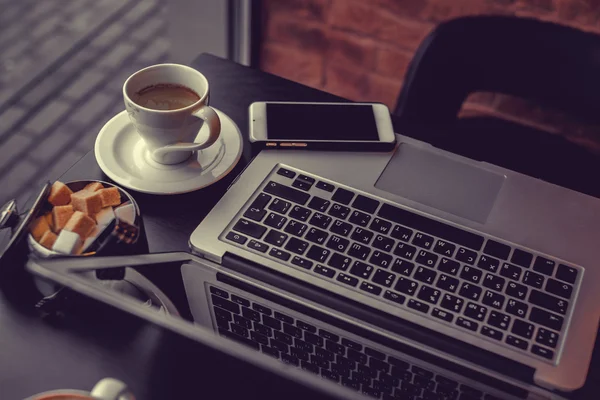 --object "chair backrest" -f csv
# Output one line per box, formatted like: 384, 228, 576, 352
394, 16, 600, 126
